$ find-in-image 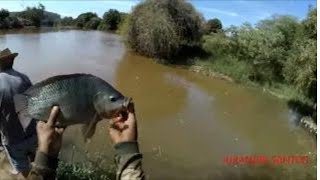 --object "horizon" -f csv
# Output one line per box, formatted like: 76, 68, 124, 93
0, 0, 317, 27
